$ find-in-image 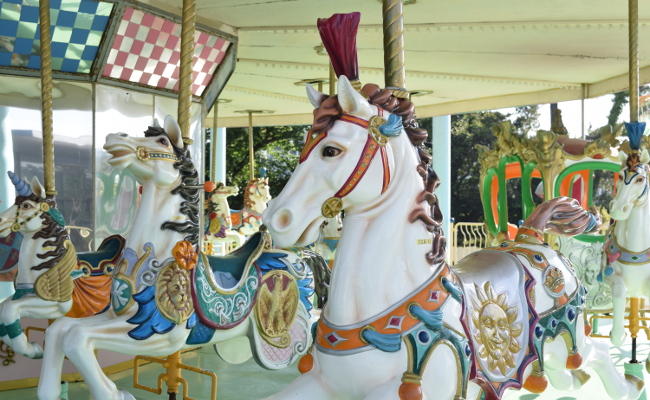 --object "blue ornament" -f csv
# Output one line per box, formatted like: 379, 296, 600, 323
417, 330, 430, 344
624, 122, 646, 151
